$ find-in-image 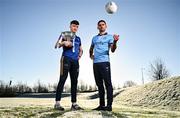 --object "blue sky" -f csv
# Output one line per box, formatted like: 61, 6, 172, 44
1, 0, 180, 87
